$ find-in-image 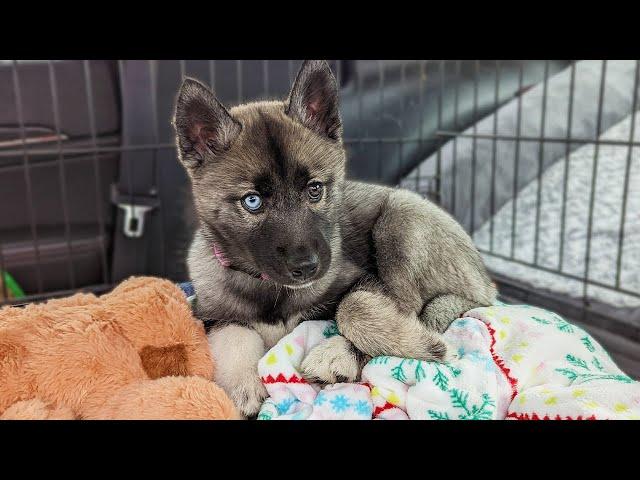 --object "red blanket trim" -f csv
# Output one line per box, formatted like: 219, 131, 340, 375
483, 322, 519, 402
373, 401, 396, 416
262, 373, 308, 384
506, 411, 598, 420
